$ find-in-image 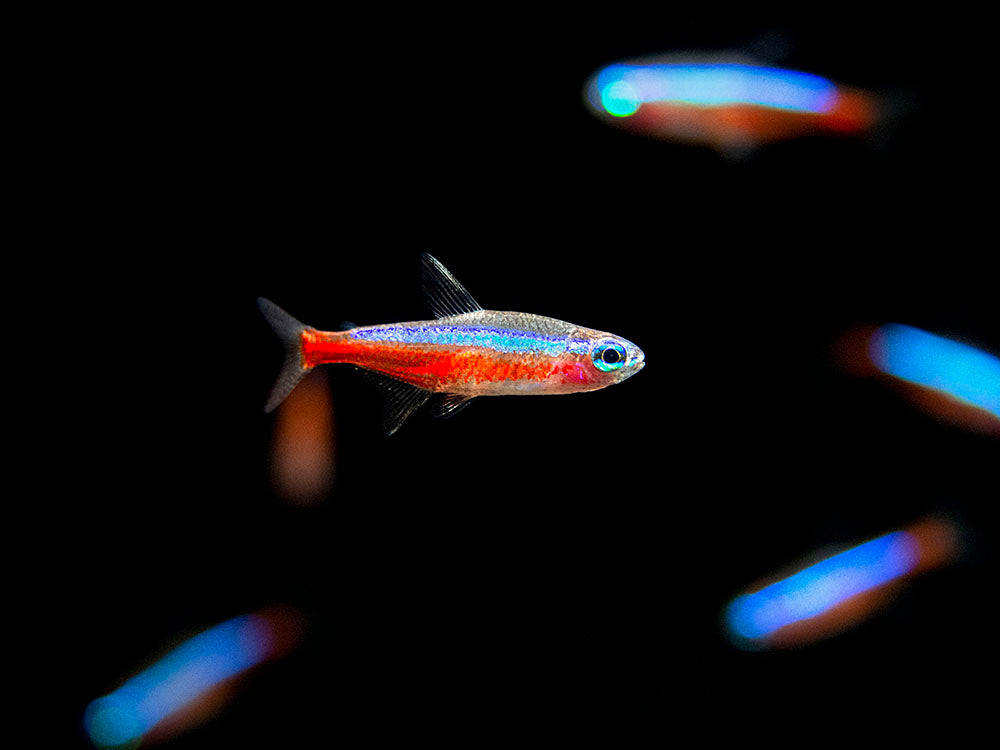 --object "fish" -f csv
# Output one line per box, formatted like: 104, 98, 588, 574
258, 254, 644, 434
584, 54, 877, 156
